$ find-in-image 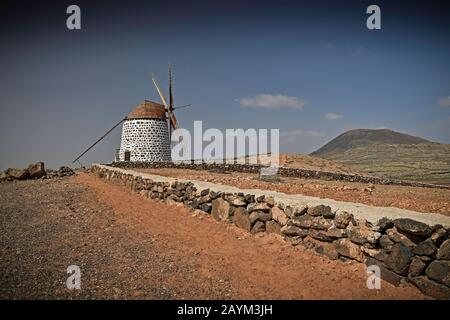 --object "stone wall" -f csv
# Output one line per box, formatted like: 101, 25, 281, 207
92, 164, 450, 299
110, 161, 449, 189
